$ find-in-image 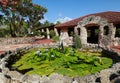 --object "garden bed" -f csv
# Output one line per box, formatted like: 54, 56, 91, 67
12, 47, 113, 77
